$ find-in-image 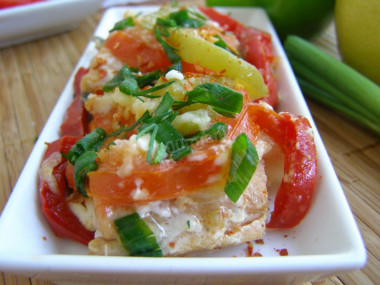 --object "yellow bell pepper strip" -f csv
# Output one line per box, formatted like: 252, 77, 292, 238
198, 7, 278, 107
168, 28, 268, 100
